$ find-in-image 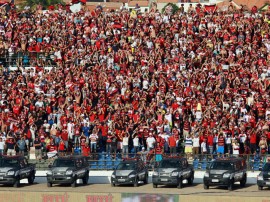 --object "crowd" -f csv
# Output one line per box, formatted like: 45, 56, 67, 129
0, 2, 269, 161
